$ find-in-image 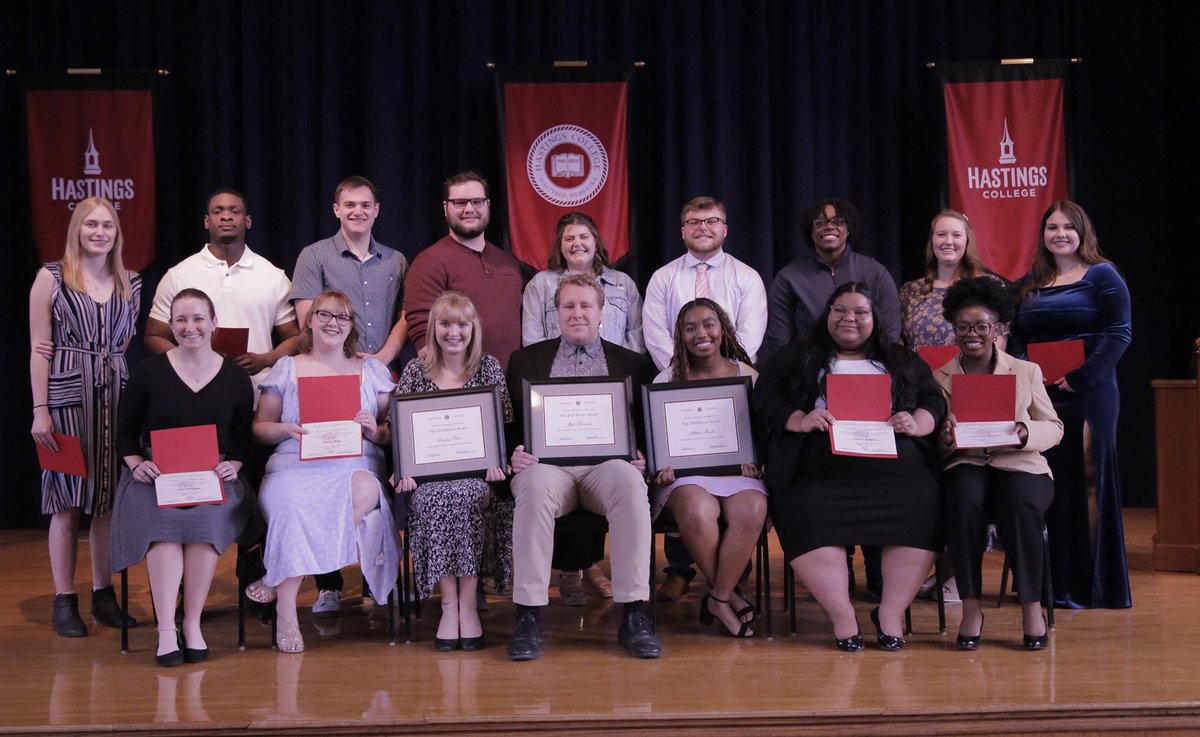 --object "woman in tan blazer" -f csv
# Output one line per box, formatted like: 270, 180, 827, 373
933, 278, 1063, 651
